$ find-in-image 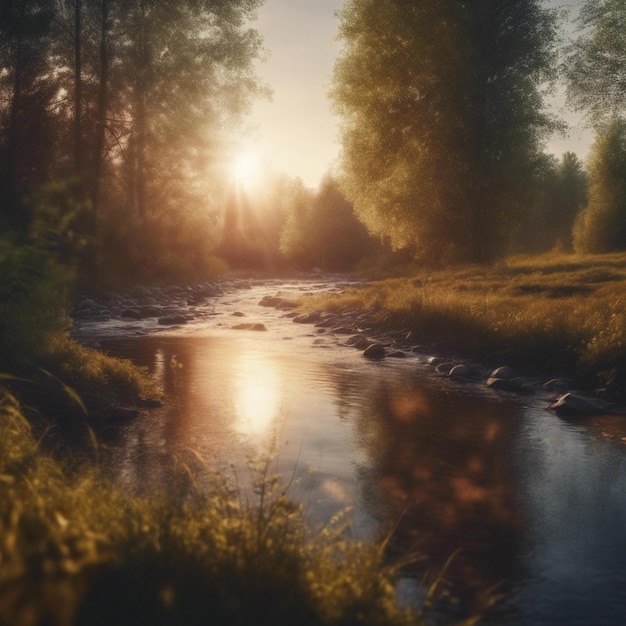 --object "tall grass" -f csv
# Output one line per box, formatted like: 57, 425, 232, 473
0, 390, 422, 626
303, 252, 626, 391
